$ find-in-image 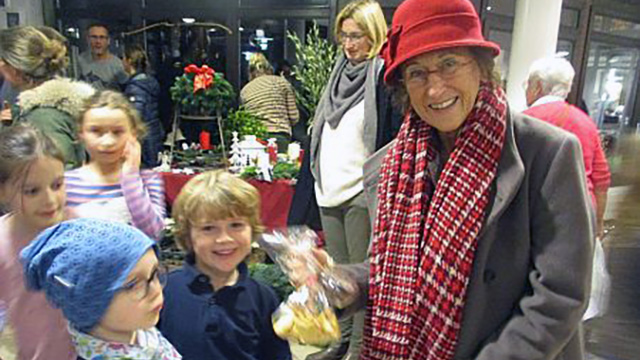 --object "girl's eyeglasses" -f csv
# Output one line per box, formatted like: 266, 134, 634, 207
116, 265, 168, 301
